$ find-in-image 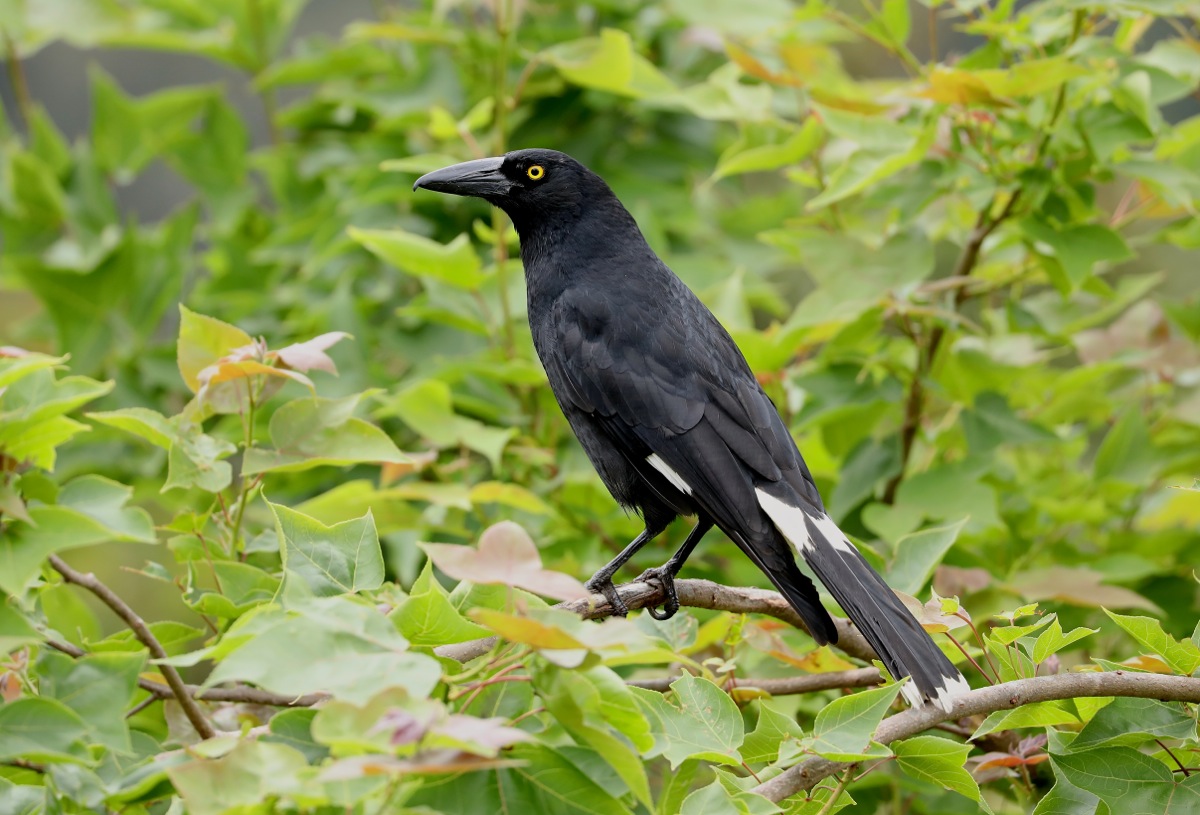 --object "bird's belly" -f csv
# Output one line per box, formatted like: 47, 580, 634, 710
559, 409, 641, 505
